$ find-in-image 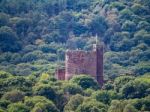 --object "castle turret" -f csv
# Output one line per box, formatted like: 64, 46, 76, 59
93, 42, 104, 87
